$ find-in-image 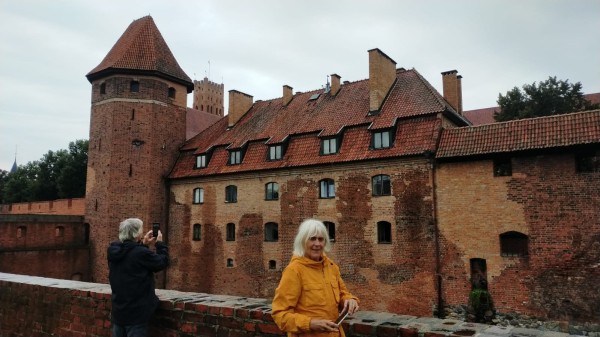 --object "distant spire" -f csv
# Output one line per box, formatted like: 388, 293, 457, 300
10, 147, 17, 173
325, 75, 331, 93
